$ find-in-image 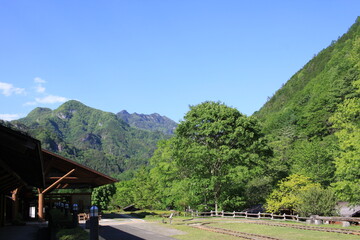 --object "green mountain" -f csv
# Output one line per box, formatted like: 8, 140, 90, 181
116, 110, 177, 135
253, 17, 360, 186
12, 100, 170, 178
255, 17, 360, 138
